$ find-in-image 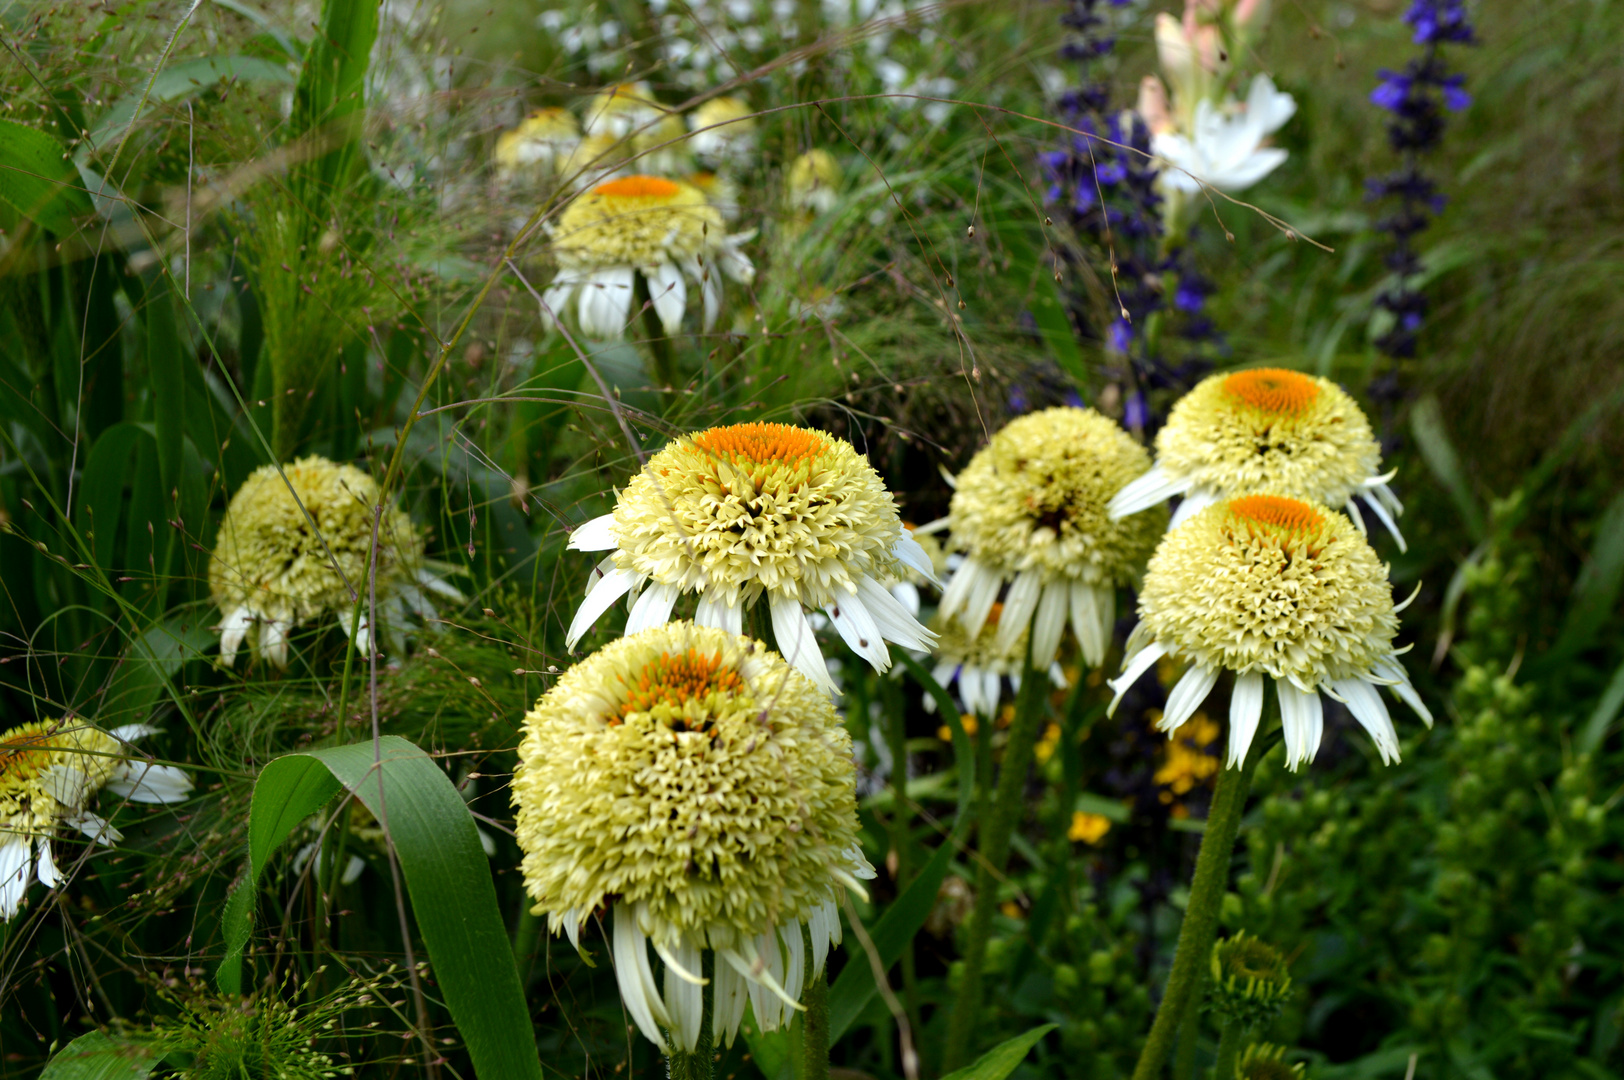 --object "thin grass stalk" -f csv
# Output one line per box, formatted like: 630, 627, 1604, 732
1129, 698, 1269, 1080
941, 633, 1049, 1071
